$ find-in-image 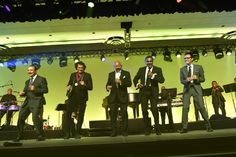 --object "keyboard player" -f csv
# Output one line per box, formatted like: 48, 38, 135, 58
159, 86, 174, 131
